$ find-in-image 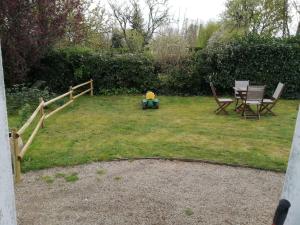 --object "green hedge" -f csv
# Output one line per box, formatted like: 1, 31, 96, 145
156, 57, 207, 96
29, 48, 158, 94
197, 36, 300, 98
29, 36, 300, 98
